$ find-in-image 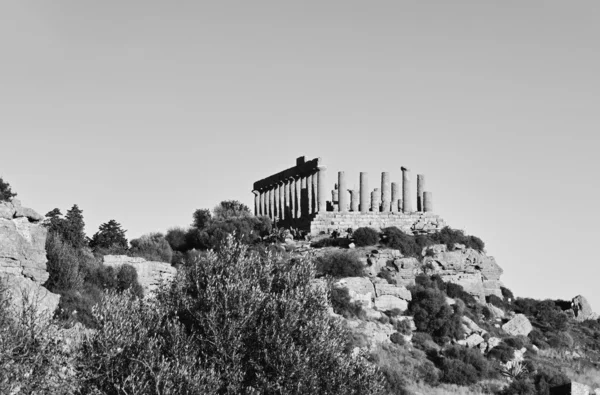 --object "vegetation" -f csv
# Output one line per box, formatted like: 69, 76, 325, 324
0, 176, 16, 201
89, 219, 128, 254
129, 232, 173, 263
316, 250, 365, 277
353, 227, 380, 246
